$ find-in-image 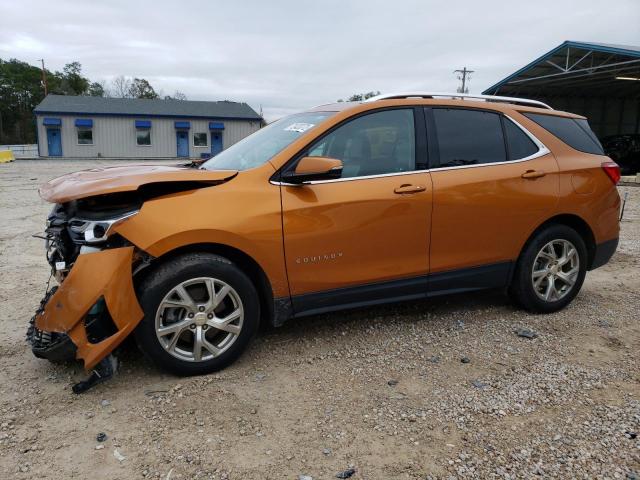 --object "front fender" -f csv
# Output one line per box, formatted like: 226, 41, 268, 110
35, 247, 143, 370
112, 176, 289, 297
